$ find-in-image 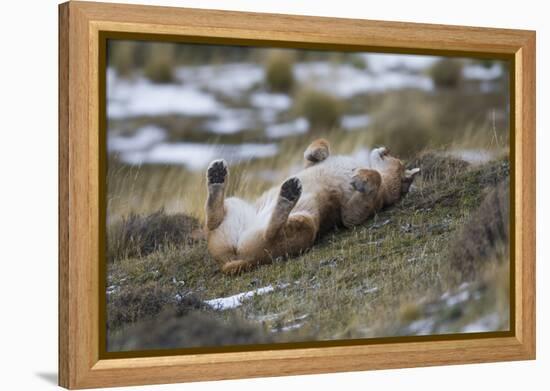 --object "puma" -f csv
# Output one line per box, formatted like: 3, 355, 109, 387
204, 139, 420, 275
